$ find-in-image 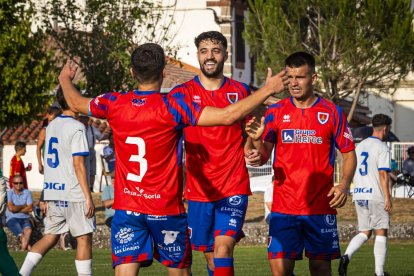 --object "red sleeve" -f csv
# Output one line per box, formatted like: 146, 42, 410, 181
89, 93, 116, 119
334, 106, 355, 153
